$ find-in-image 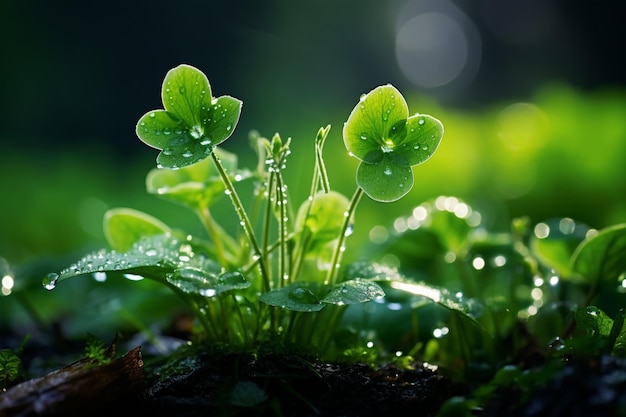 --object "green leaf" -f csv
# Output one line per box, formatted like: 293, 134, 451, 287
166, 268, 249, 297
162, 63, 213, 127
103, 208, 171, 252
259, 283, 325, 312
530, 217, 590, 278
45, 234, 221, 291
136, 64, 242, 169
343, 85, 408, 163
394, 114, 445, 167
575, 306, 613, 337
346, 261, 482, 319
343, 261, 405, 281
342, 84, 443, 203
295, 191, 350, 246
322, 279, 385, 305
570, 223, 626, 285
356, 156, 413, 202
146, 147, 251, 210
